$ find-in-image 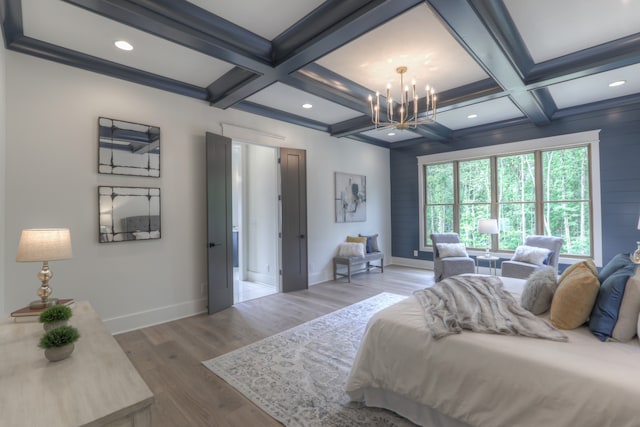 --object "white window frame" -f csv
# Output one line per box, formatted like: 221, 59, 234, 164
417, 130, 602, 266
